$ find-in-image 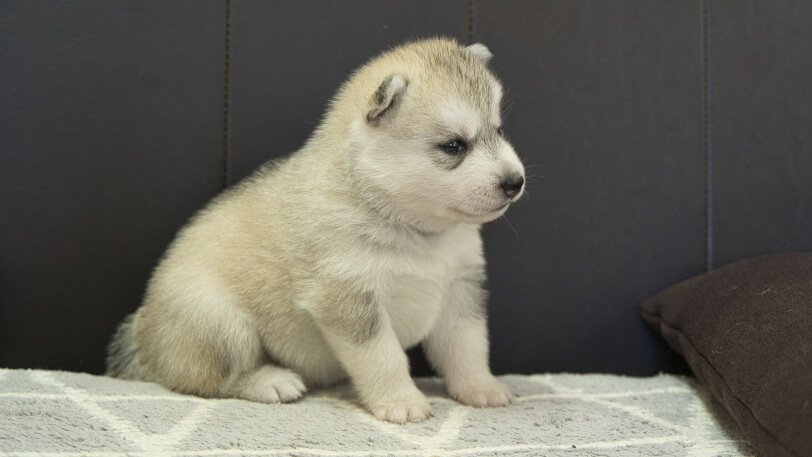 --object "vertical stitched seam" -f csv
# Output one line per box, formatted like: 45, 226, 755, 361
467, 0, 474, 45
700, 0, 713, 271
221, 0, 232, 190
